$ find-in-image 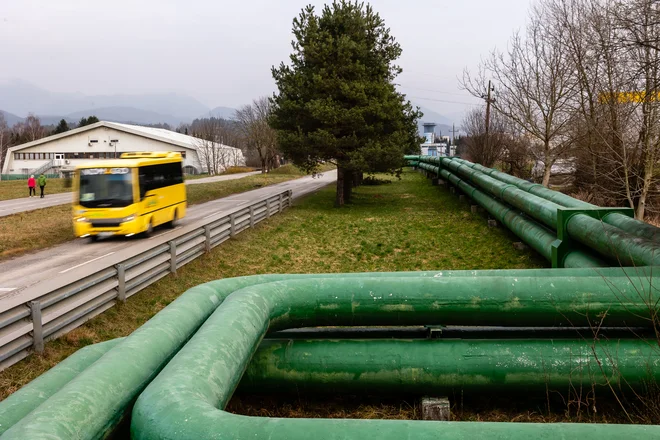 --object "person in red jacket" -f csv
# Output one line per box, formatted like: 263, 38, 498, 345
27, 175, 36, 198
